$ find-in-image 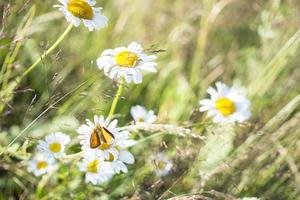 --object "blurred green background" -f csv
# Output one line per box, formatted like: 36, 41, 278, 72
1, 0, 300, 199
